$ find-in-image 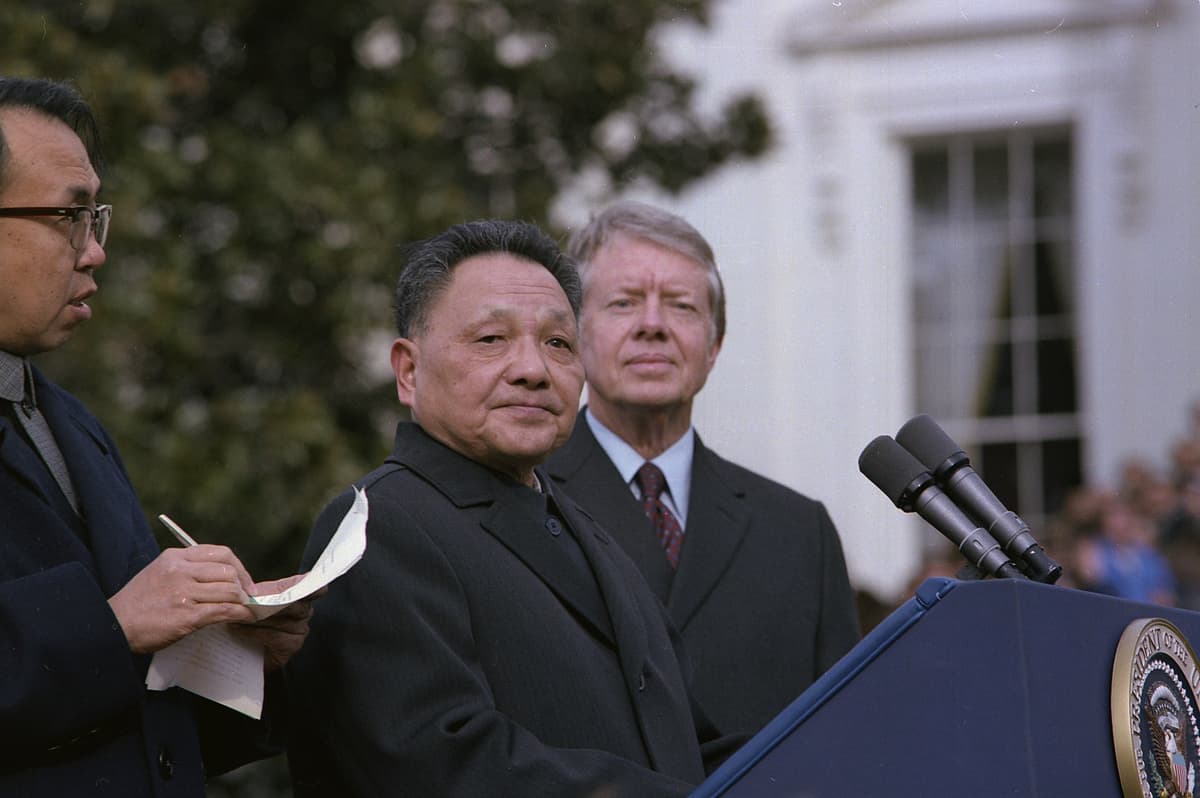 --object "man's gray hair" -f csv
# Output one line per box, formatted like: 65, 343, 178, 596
566, 200, 725, 343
